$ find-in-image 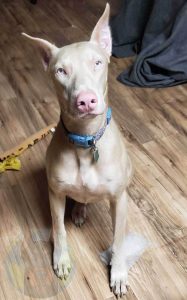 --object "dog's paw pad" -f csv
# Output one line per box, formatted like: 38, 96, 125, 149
53, 252, 71, 280
110, 268, 128, 297
54, 261, 71, 280
71, 203, 87, 227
